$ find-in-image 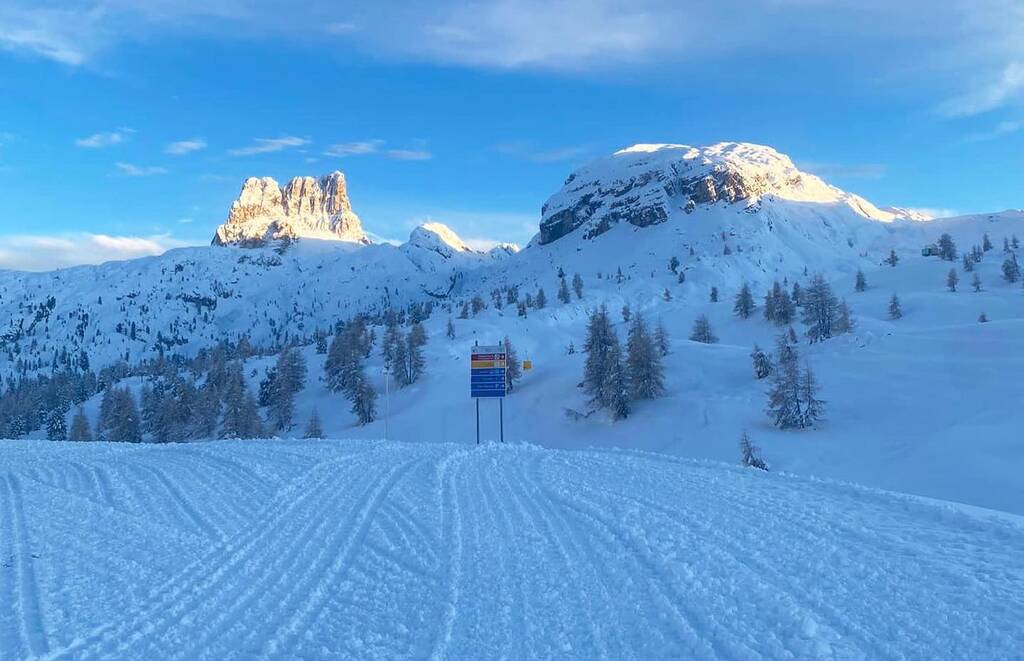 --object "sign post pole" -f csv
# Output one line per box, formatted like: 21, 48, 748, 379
470, 344, 507, 444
